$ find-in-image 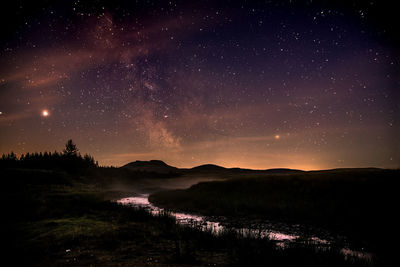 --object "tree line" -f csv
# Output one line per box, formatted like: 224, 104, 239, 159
0, 139, 98, 171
